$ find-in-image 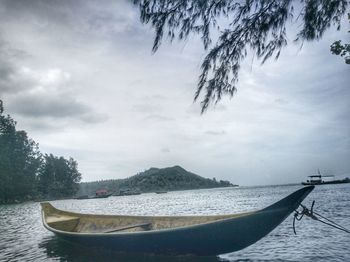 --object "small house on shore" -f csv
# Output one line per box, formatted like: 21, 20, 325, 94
95, 189, 108, 197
